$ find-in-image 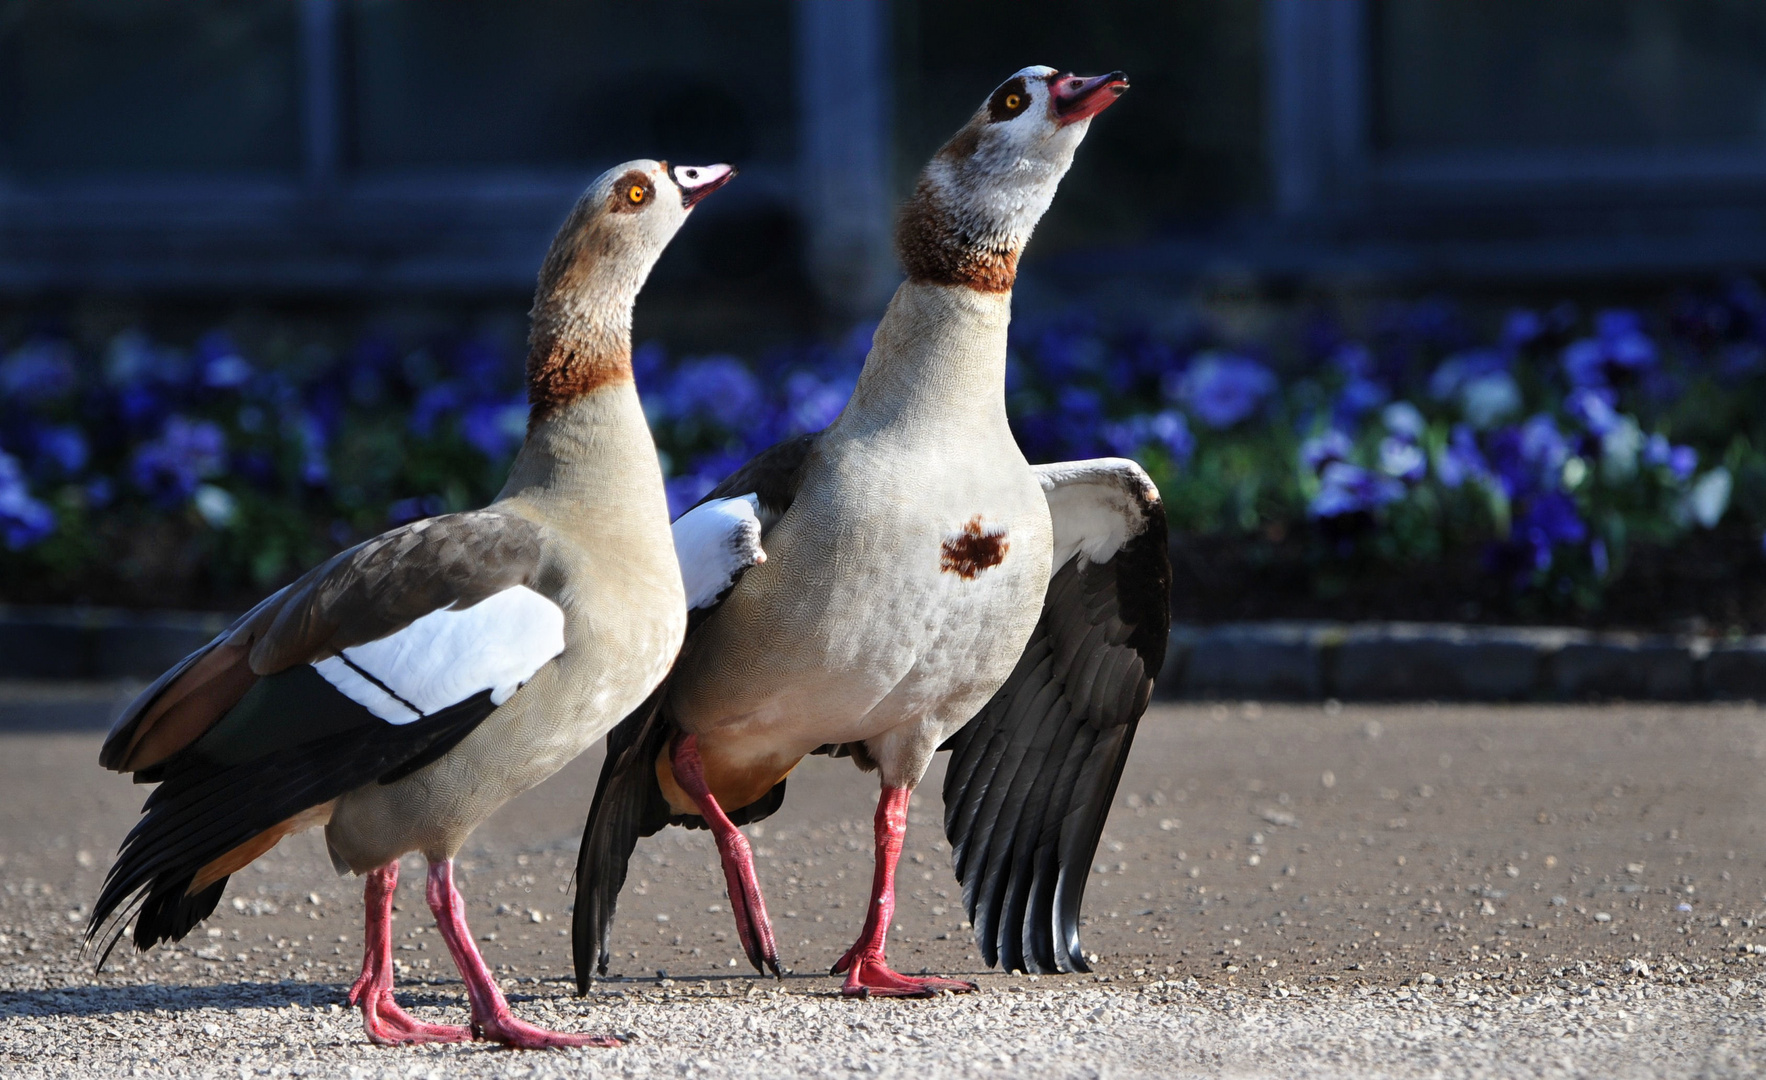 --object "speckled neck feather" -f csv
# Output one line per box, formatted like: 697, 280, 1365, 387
524, 191, 649, 427
895, 174, 1020, 294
